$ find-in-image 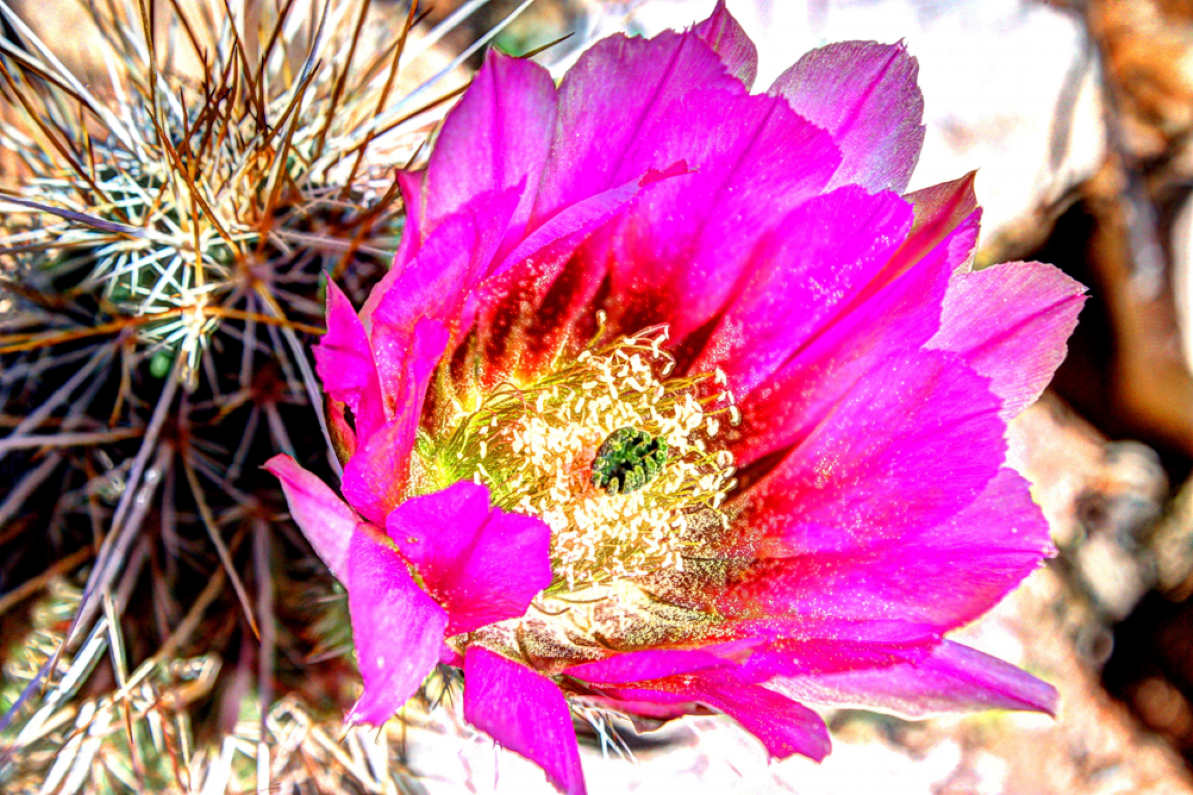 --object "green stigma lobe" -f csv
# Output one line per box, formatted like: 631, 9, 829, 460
591, 427, 668, 495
